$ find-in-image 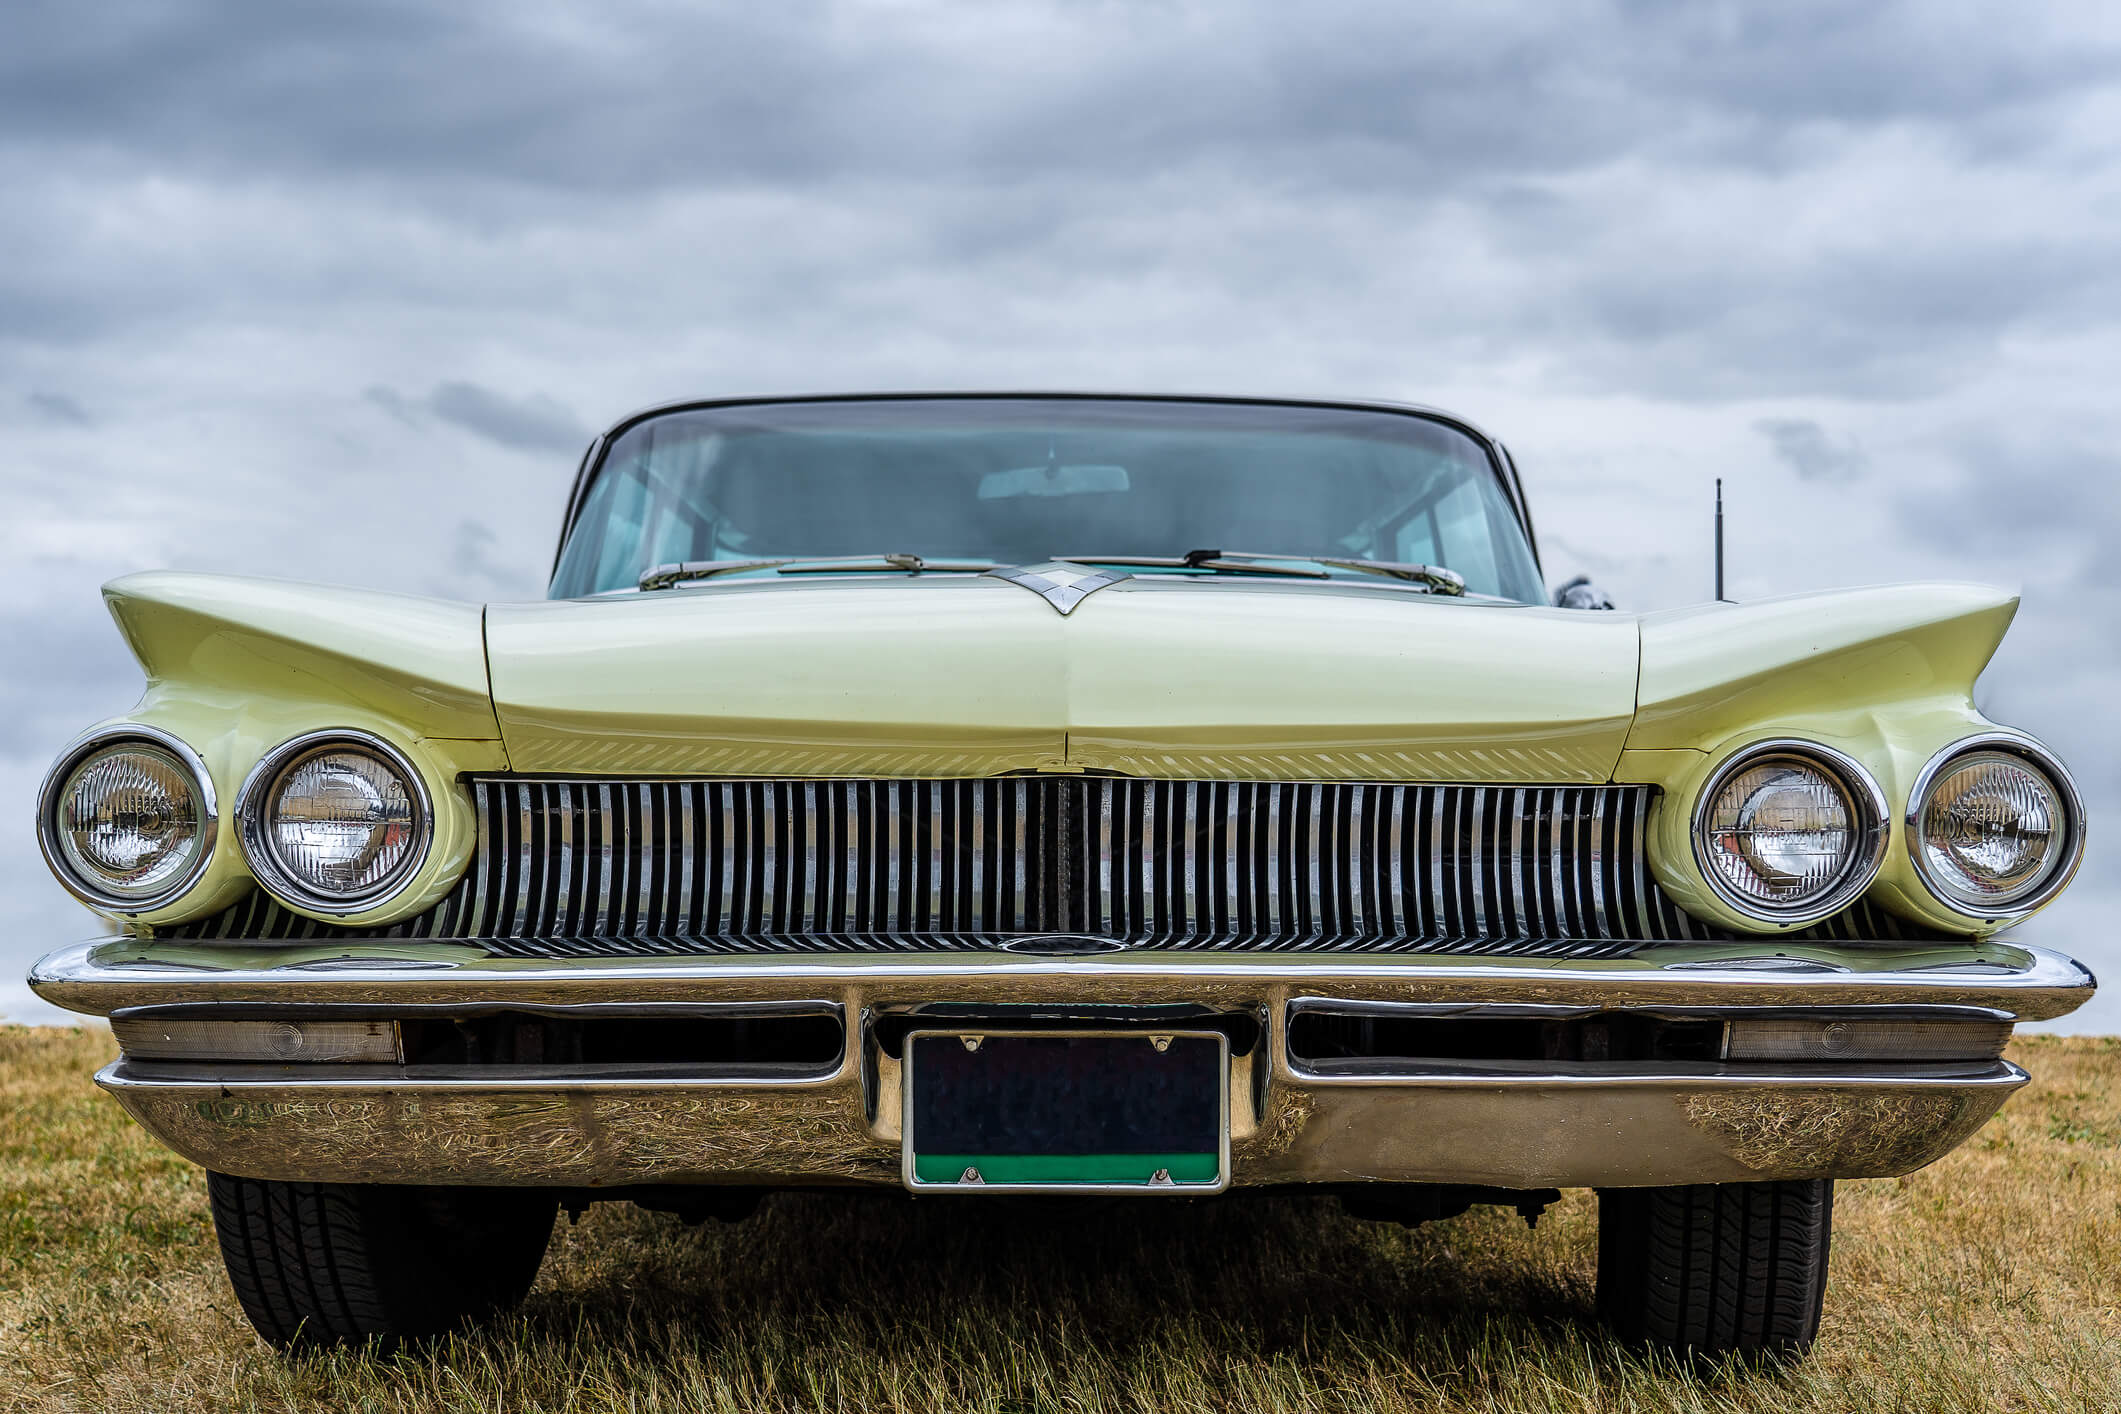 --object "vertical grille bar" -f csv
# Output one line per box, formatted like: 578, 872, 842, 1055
464, 780, 494, 936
